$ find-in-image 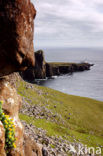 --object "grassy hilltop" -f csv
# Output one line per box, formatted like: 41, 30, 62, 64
17, 79, 103, 154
